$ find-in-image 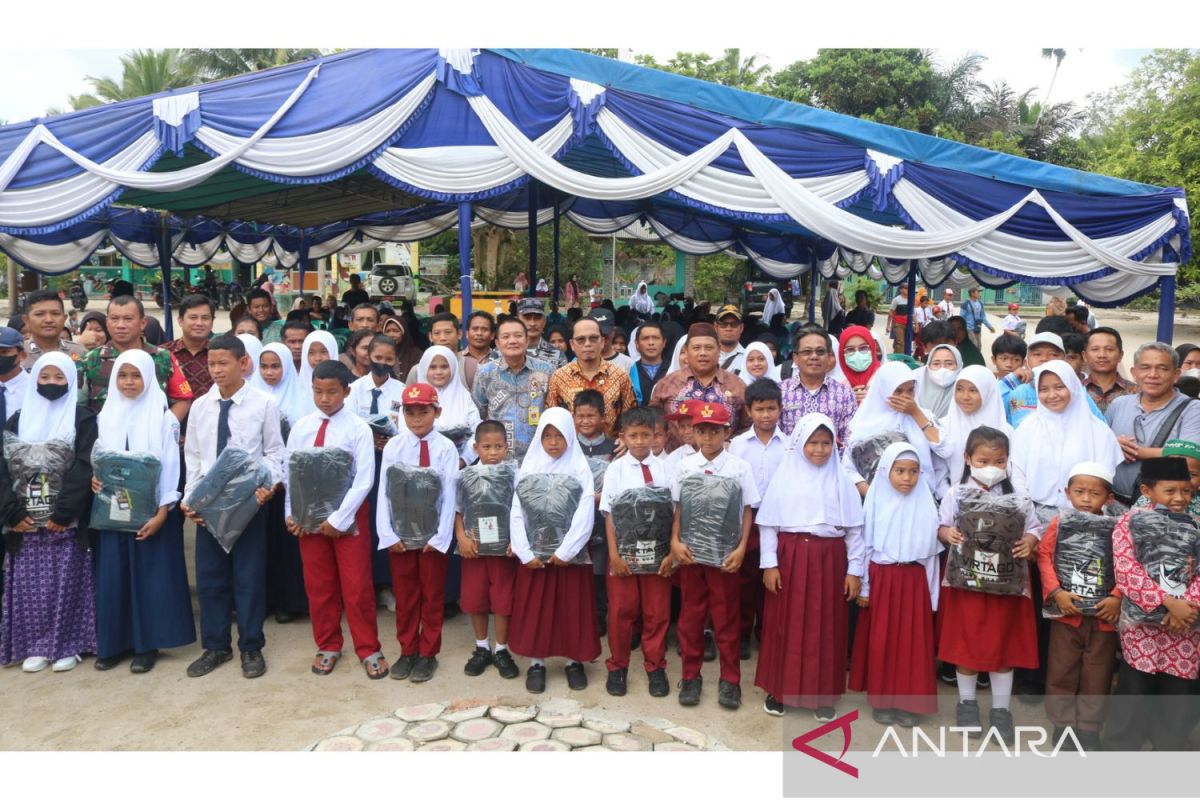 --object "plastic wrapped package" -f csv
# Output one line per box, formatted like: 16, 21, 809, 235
288, 448, 355, 532
89, 443, 163, 532
385, 463, 444, 548
184, 447, 273, 553
610, 486, 674, 574
458, 462, 516, 556
1044, 509, 1116, 618
1120, 509, 1200, 627
438, 424, 473, 450
585, 456, 610, 548
679, 473, 743, 568
849, 432, 908, 484
945, 488, 1029, 596
365, 414, 396, 438
3, 432, 75, 526
516, 473, 587, 564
